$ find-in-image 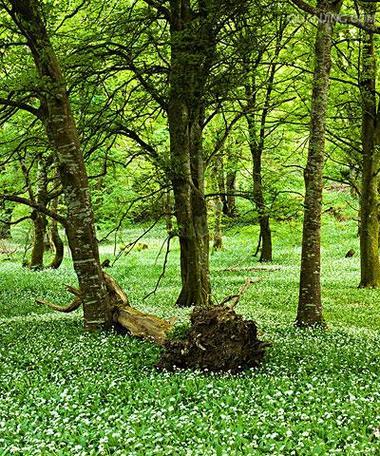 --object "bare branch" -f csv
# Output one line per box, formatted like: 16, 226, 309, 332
0, 194, 67, 227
